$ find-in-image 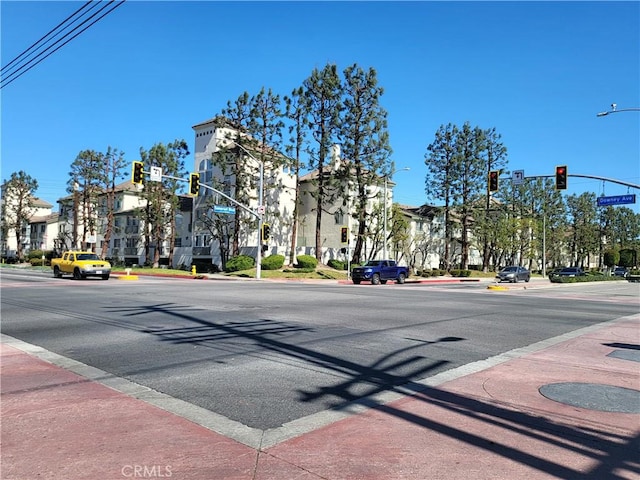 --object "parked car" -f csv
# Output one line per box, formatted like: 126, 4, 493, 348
613, 267, 629, 277
51, 251, 111, 280
553, 267, 585, 278
351, 260, 409, 285
496, 266, 530, 283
